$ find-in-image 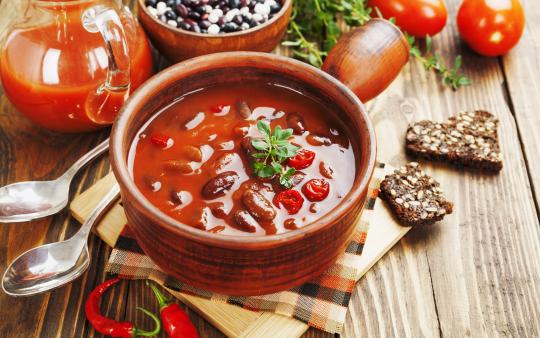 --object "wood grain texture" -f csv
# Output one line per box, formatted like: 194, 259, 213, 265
342, 0, 540, 336
501, 0, 540, 209
1, 0, 540, 337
